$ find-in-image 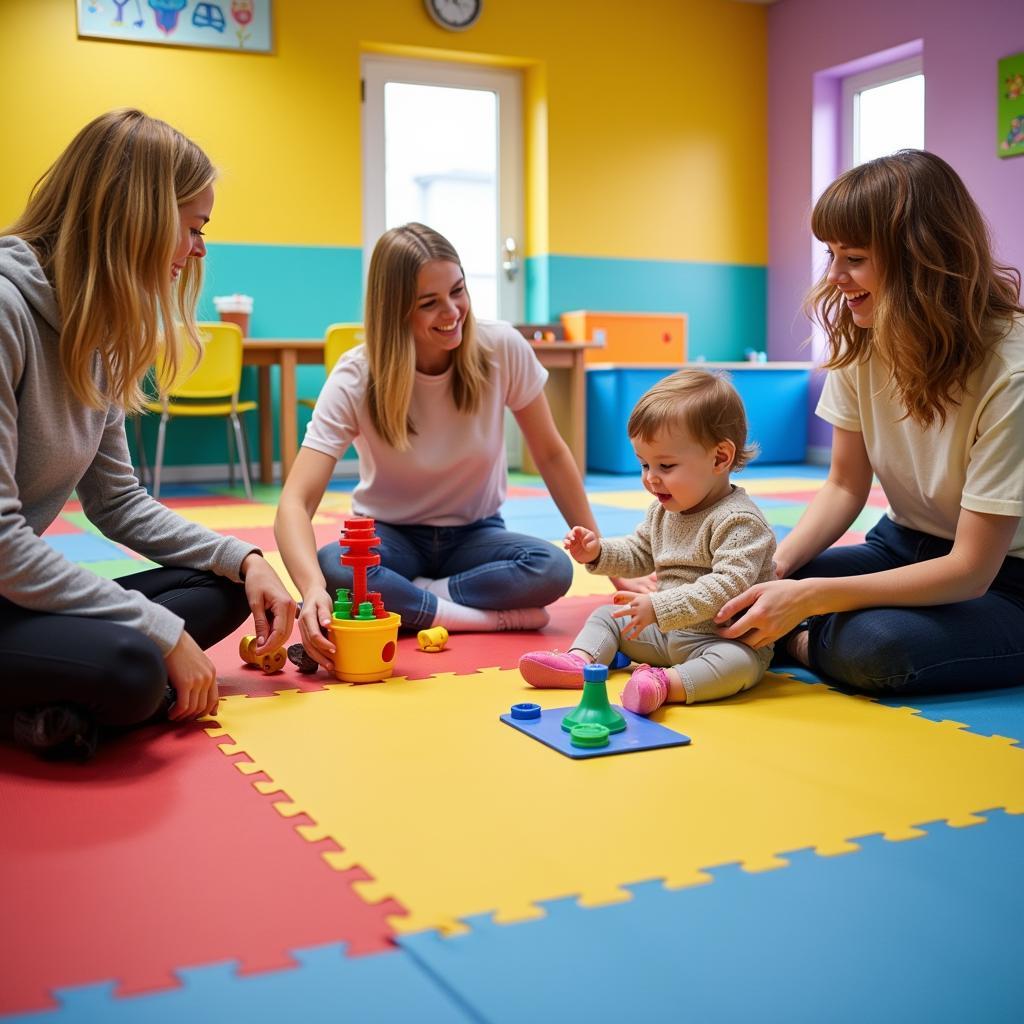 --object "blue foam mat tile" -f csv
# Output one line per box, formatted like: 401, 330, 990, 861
500, 704, 691, 759
43, 534, 135, 563
1, 944, 474, 1024
877, 685, 1024, 745
399, 811, 1024, 1024
776, 664, 1024, 746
